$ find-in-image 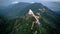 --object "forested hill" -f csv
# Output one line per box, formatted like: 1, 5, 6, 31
0, 3, 60, 34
